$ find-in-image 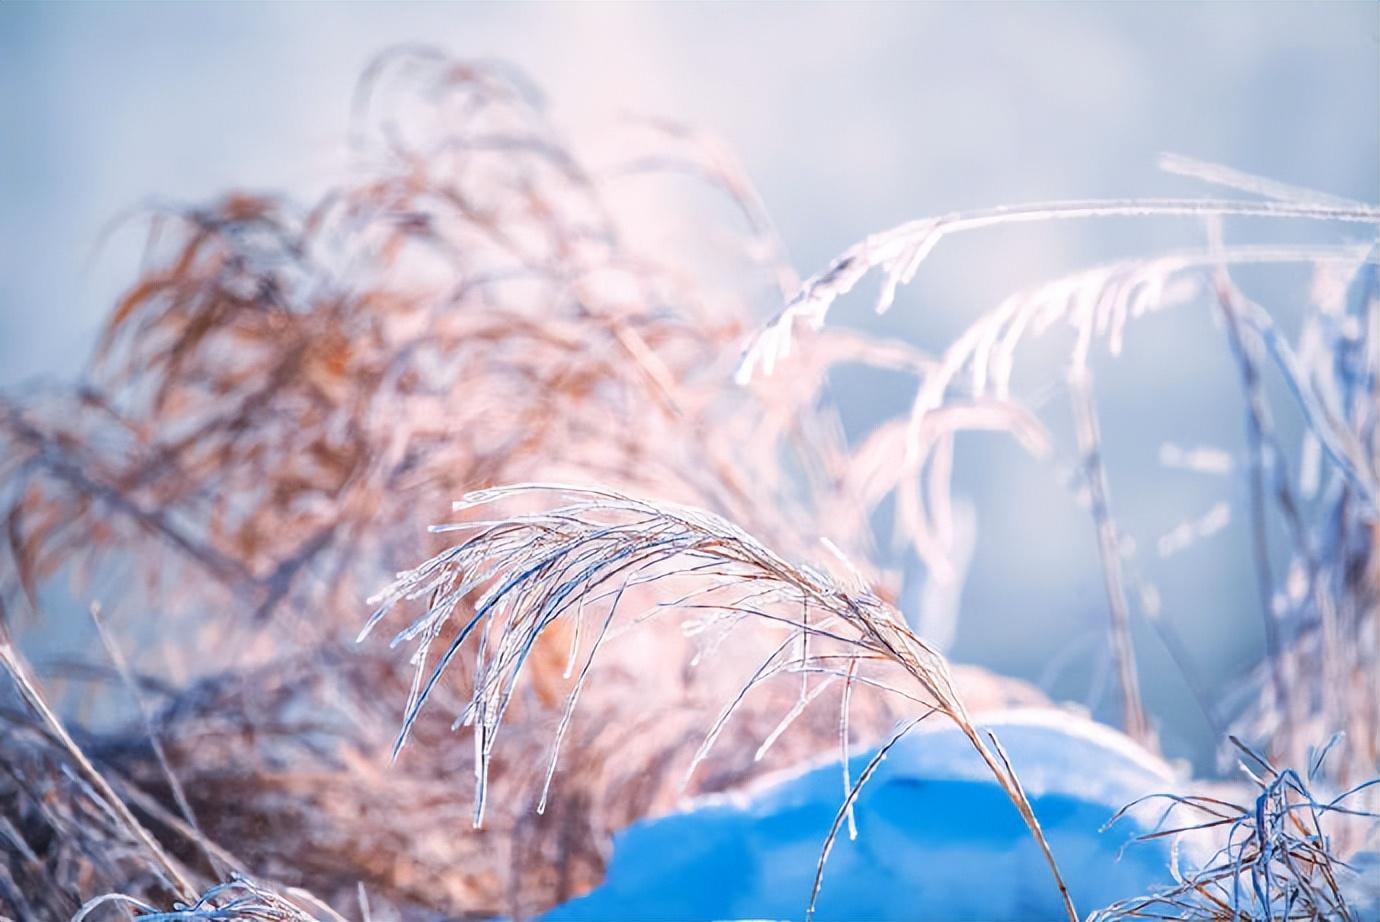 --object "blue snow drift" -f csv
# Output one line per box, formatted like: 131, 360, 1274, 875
545, 710, 1181, 921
